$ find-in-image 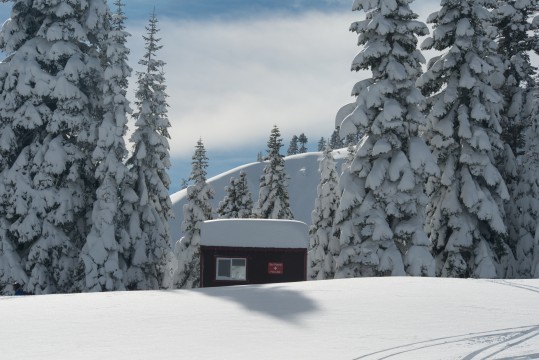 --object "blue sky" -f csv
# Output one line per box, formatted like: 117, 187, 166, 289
124, 0, 350, 20
0, 0, 436, 193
